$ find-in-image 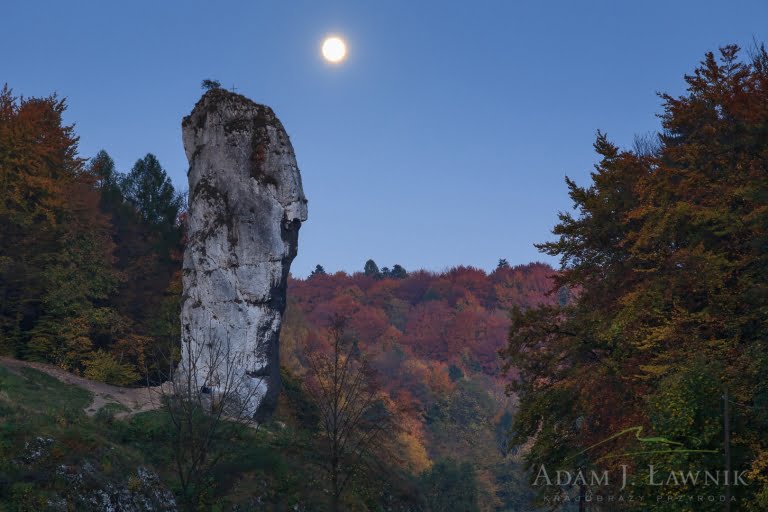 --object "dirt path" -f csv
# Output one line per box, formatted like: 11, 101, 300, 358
0, 356, 169, 418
